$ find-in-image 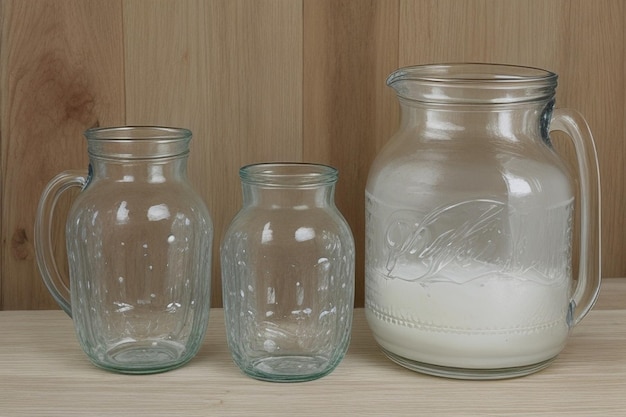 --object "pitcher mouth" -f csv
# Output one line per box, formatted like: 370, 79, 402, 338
387, 63, 557, 104
85, 126, 191, 141
84, 126, 192, 159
